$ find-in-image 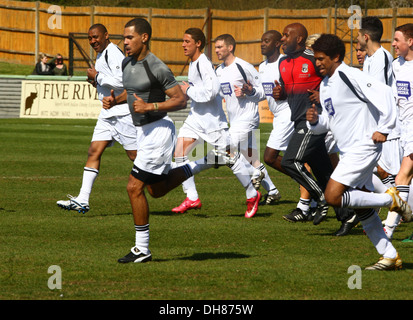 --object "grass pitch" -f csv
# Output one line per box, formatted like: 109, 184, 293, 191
0, 119, 412, 302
